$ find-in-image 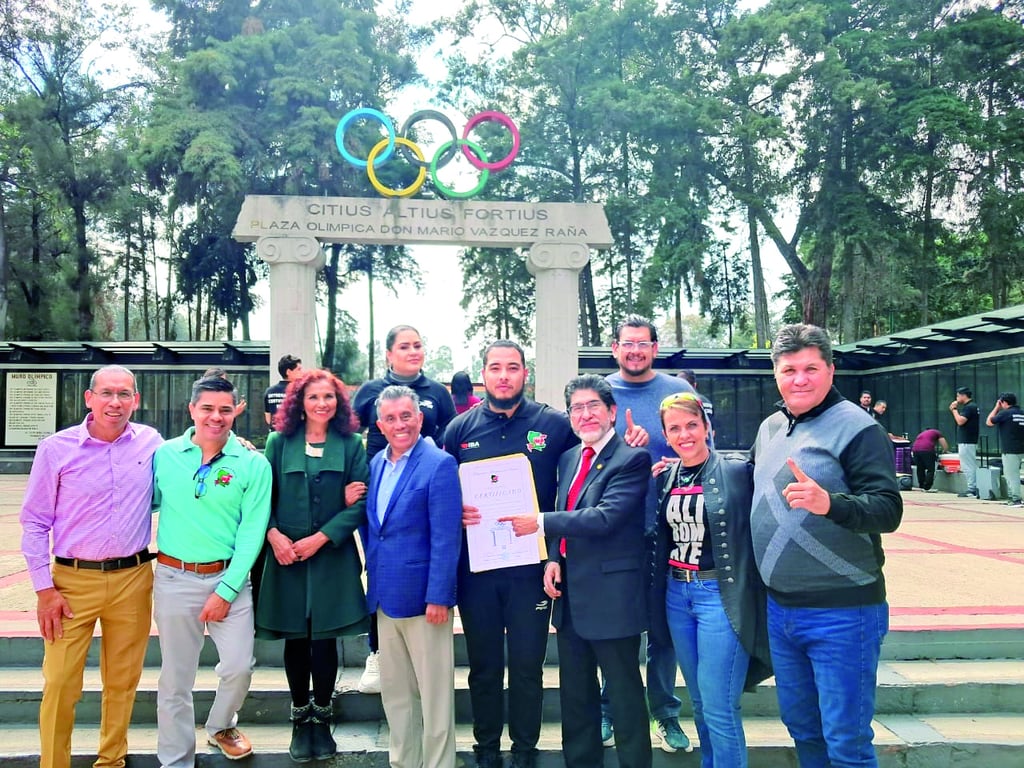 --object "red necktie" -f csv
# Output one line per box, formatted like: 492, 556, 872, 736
561, 446, 596, 556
